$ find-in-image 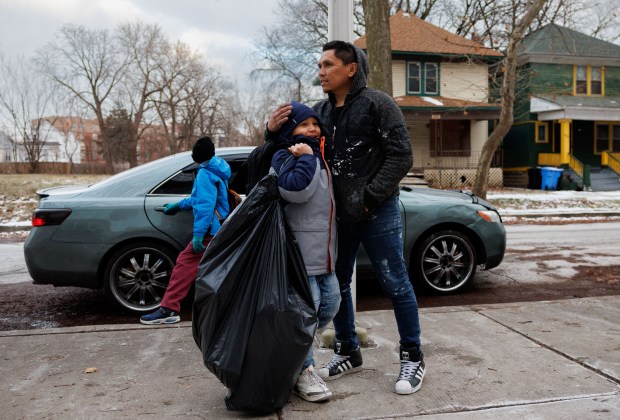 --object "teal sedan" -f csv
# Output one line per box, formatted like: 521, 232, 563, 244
24, 147, 505, 313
